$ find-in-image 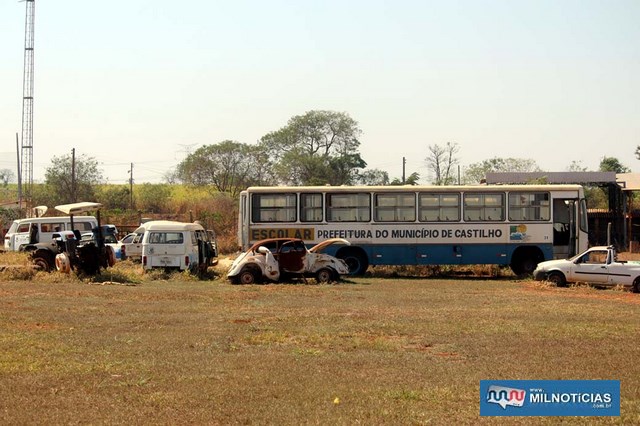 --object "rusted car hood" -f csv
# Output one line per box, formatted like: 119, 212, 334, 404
308, 238, 350, 253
